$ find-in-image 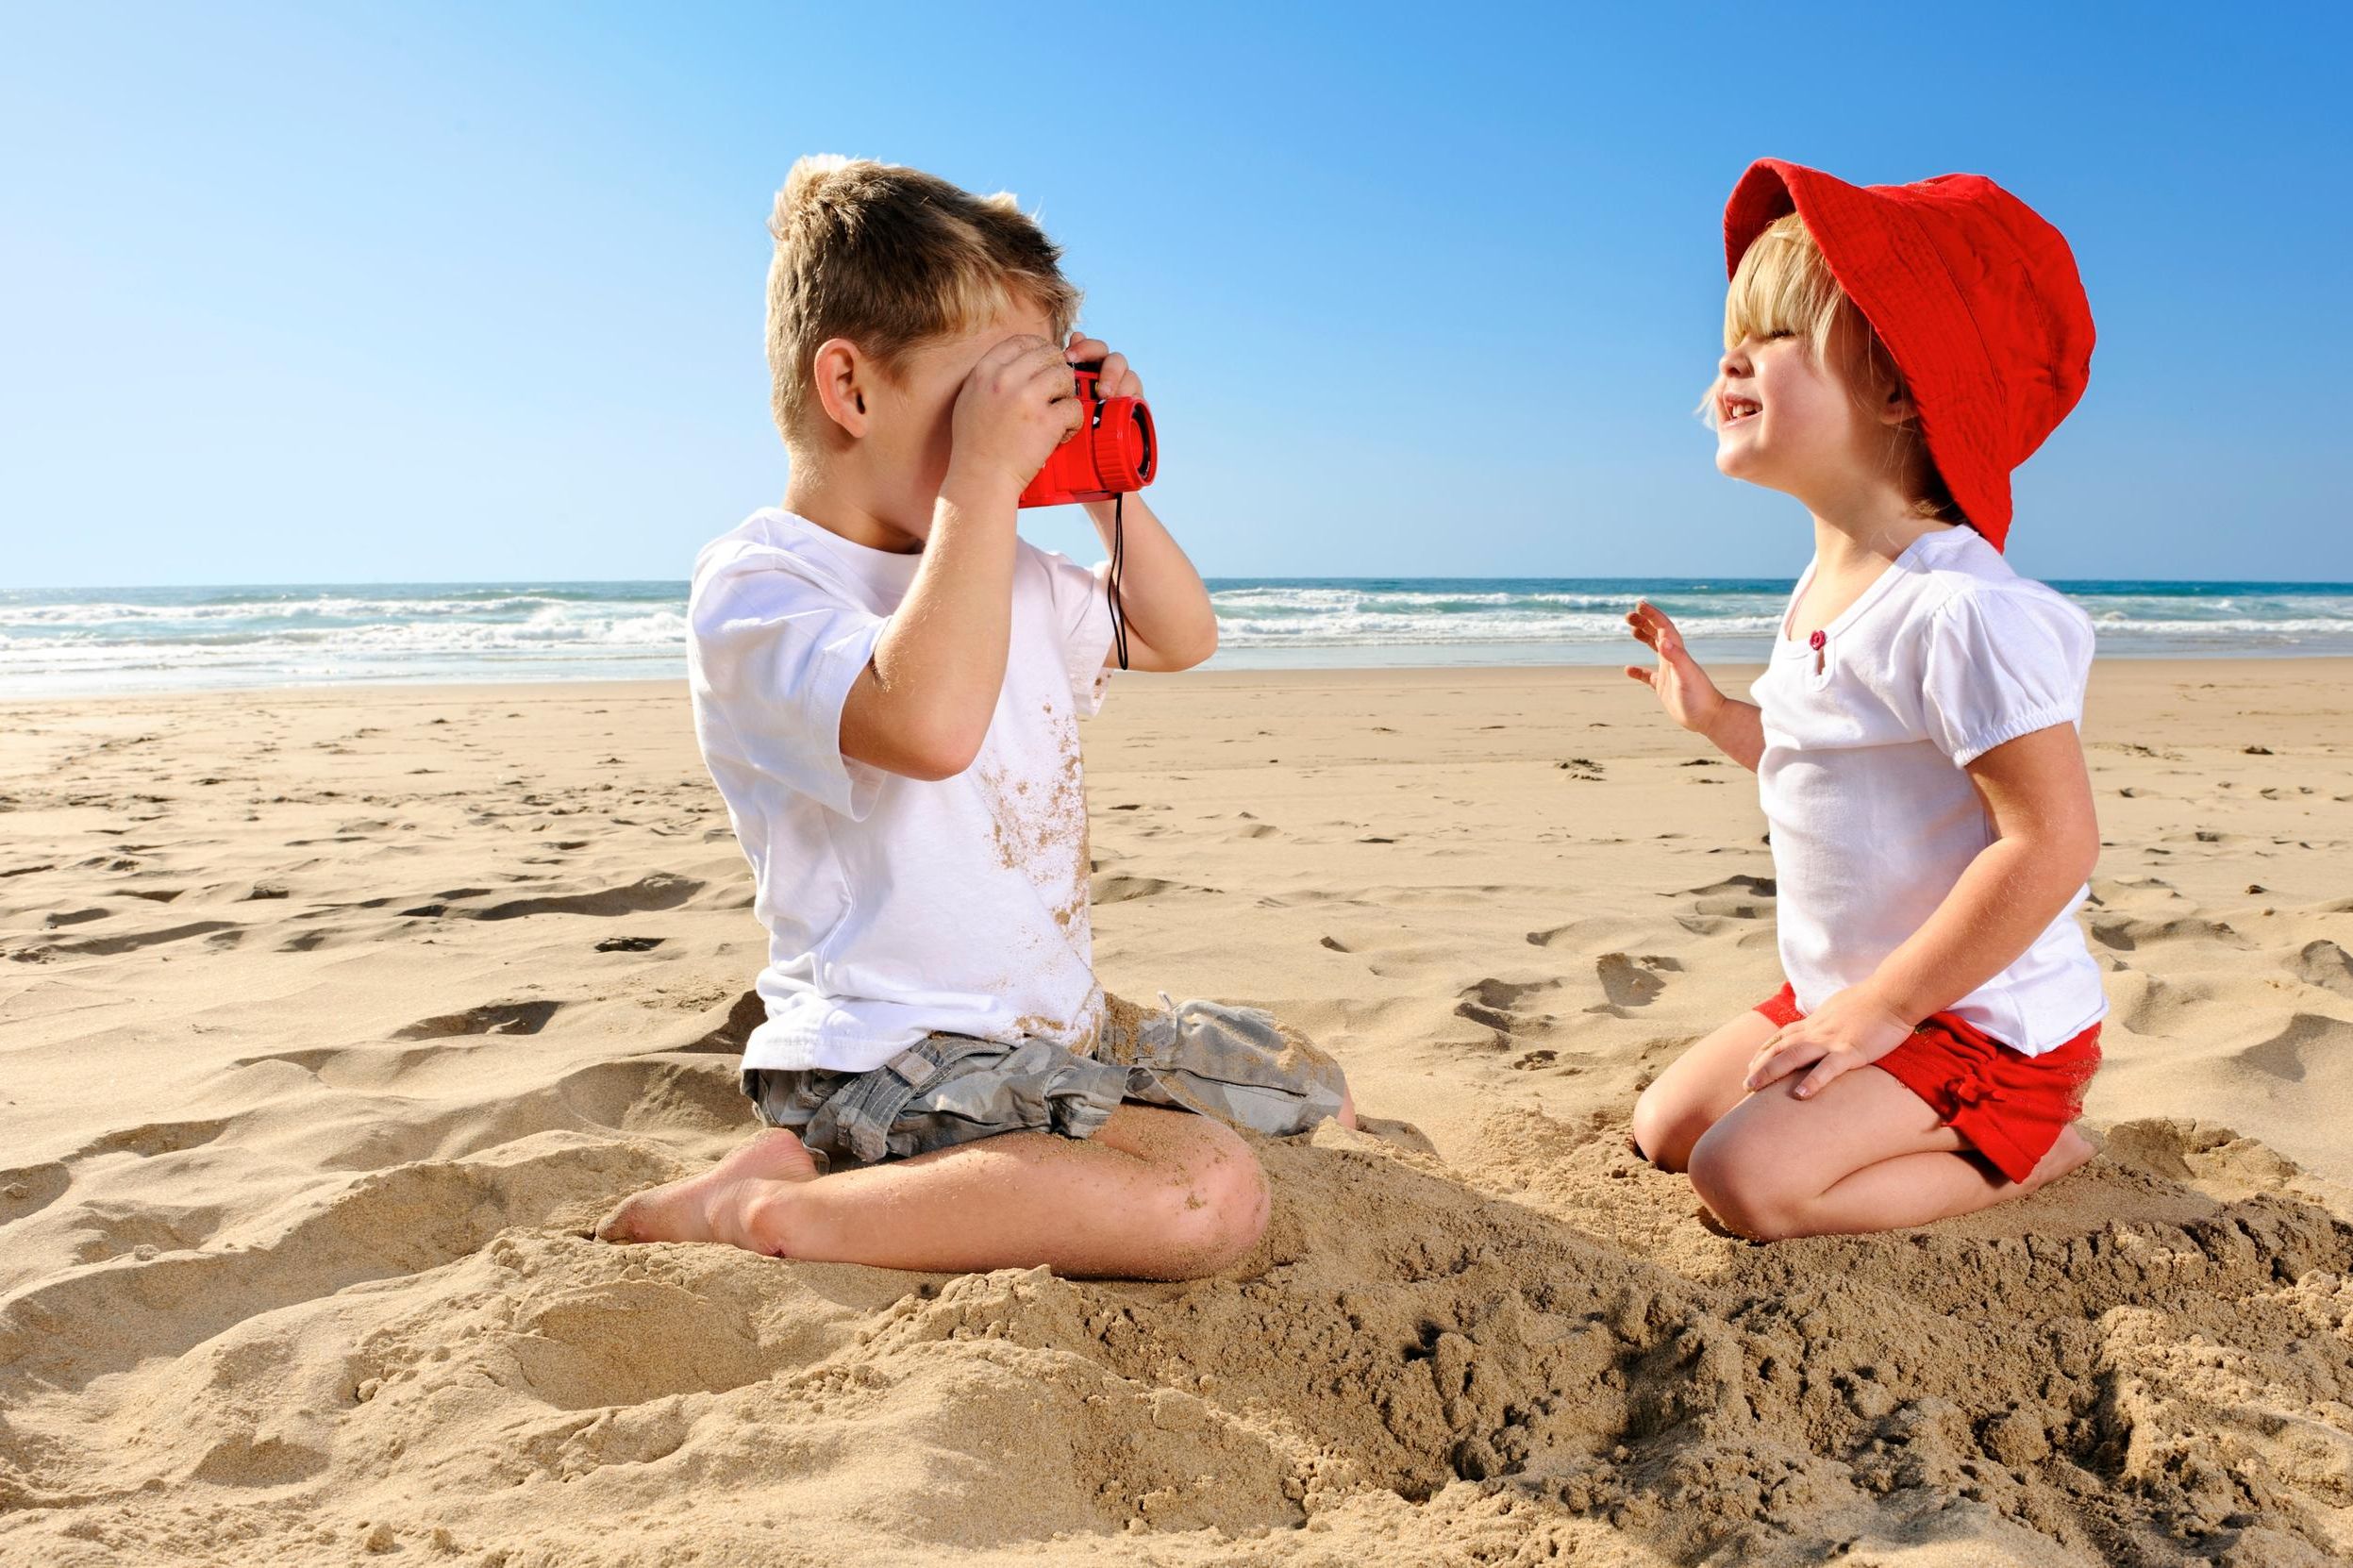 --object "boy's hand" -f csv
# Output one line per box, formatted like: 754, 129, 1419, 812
943, 334, 1085, 501
1063, 331, 1142, 398
1625, 600, 1727, 736
1744, 986, 1915, 1100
